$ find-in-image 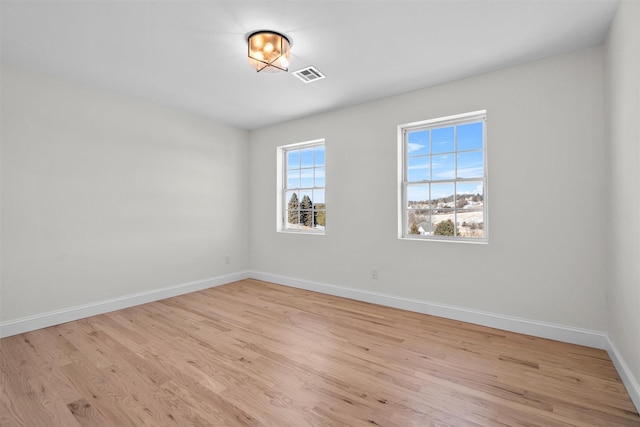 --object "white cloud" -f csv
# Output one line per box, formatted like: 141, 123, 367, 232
408, 164, 429, 170
407, 142, 426, 153
456, 167, 483, 178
